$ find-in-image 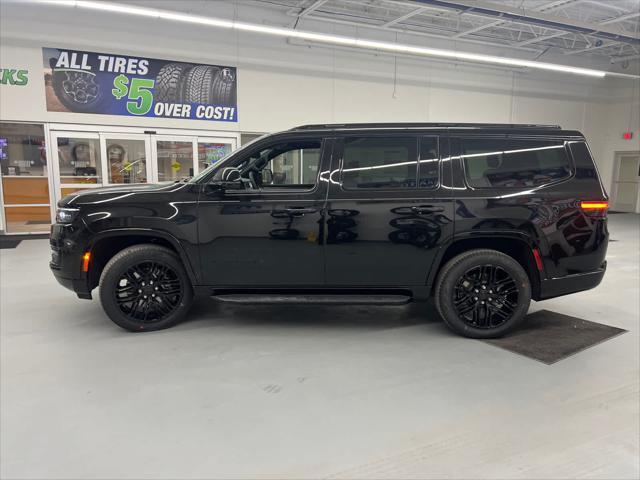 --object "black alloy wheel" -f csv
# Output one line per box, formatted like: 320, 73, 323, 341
452, 264, 519, 329
99, 245, 193, 331
114, 261, 183, 323
435, 249, 531, 338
